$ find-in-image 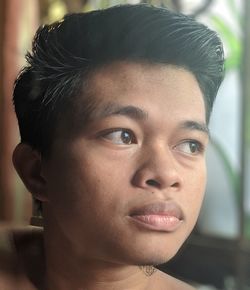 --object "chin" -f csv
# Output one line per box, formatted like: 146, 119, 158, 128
136, 250, 178, 266
123, 241, 183, 267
